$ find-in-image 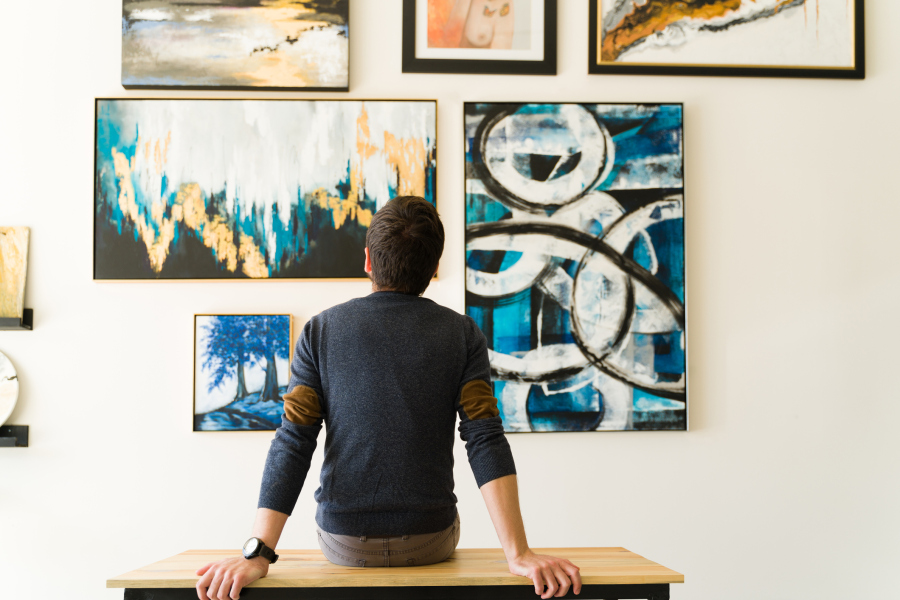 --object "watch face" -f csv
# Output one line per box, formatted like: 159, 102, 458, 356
243, 538, 259, 555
